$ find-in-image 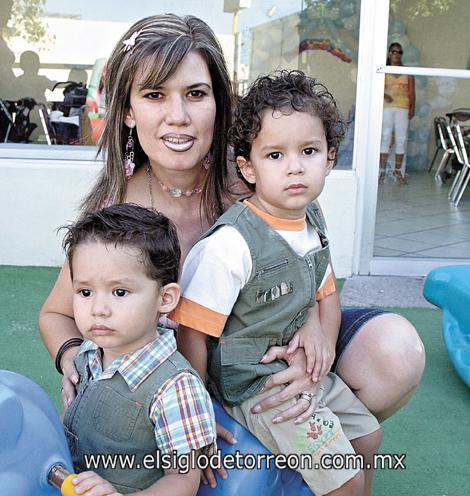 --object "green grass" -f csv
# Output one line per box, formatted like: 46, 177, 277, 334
0, 266, 62, 408
1, 267, 469, 495
373, 308, 470, 496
